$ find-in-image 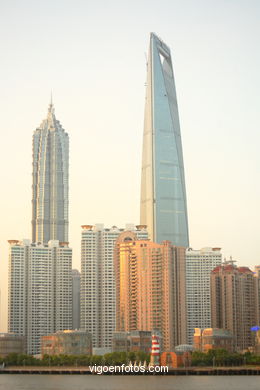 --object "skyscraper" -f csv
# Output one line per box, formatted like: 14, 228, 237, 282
114, 233, 187, 350
32, 101, 69, 243
80, 224, 148, 351
211, 262, 257, 351
140, 33, 189, 247
186, 247, 222, 344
